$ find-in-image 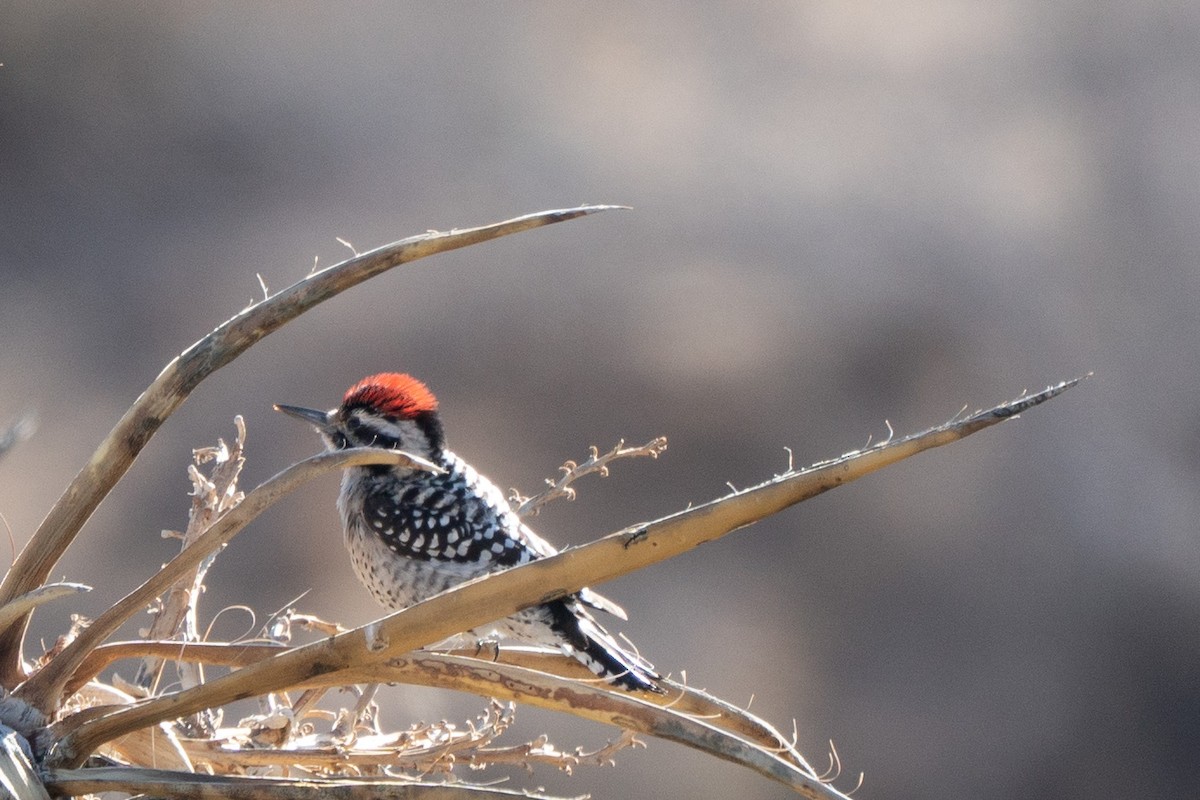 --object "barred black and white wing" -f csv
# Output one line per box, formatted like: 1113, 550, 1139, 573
349, 450, 657, 691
